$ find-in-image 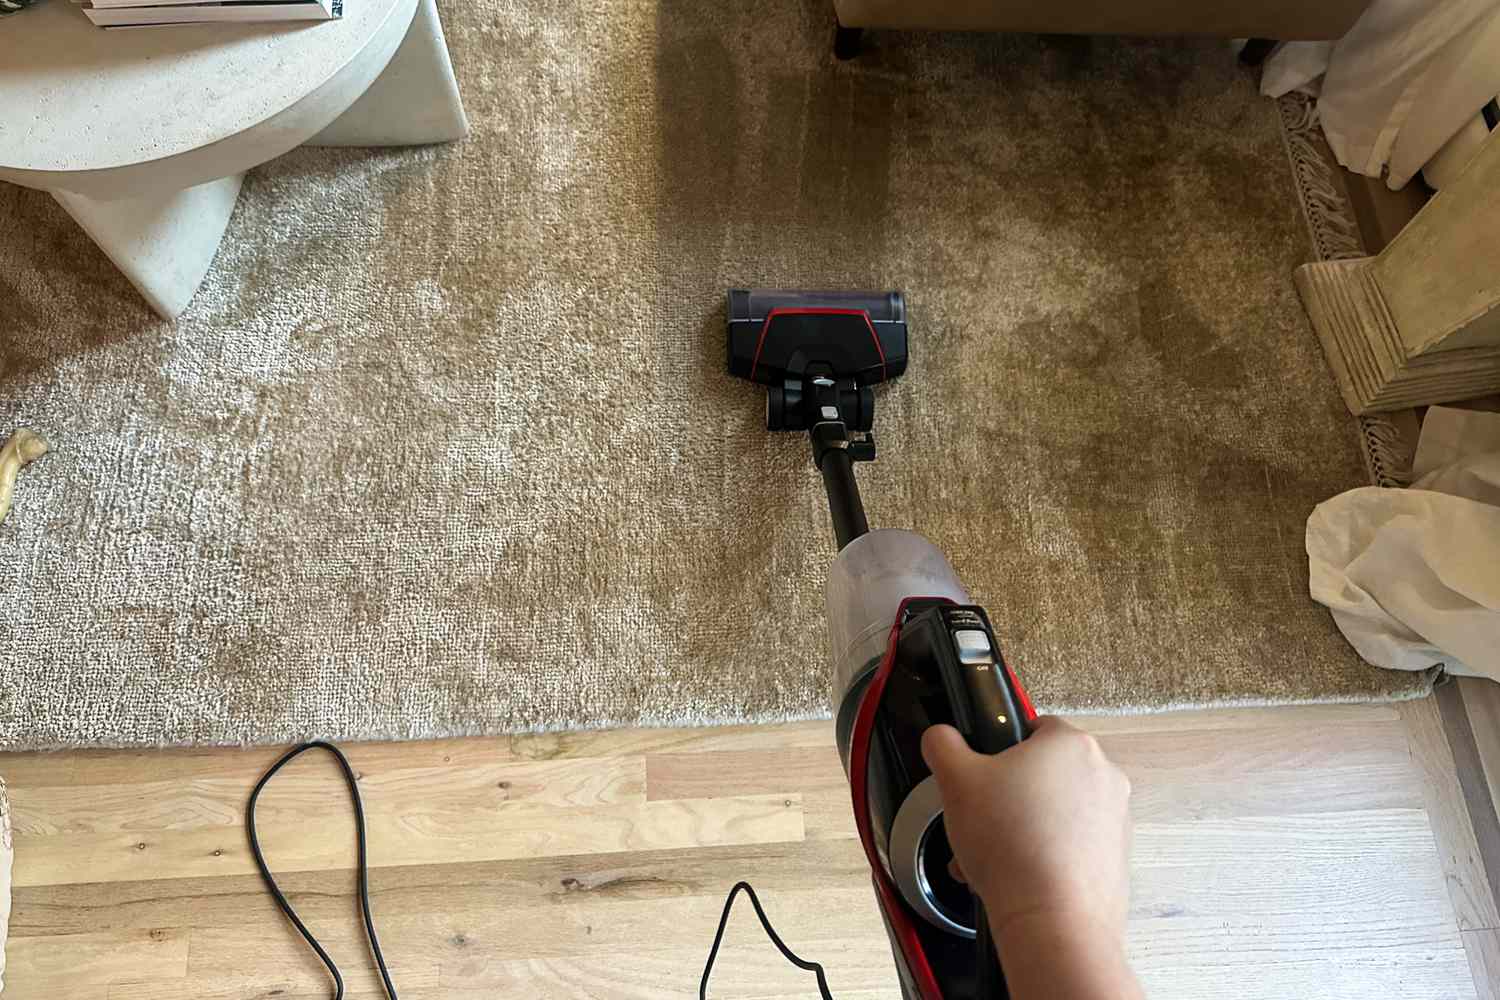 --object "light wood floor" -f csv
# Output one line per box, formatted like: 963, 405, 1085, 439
3, 700, 1496, 999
